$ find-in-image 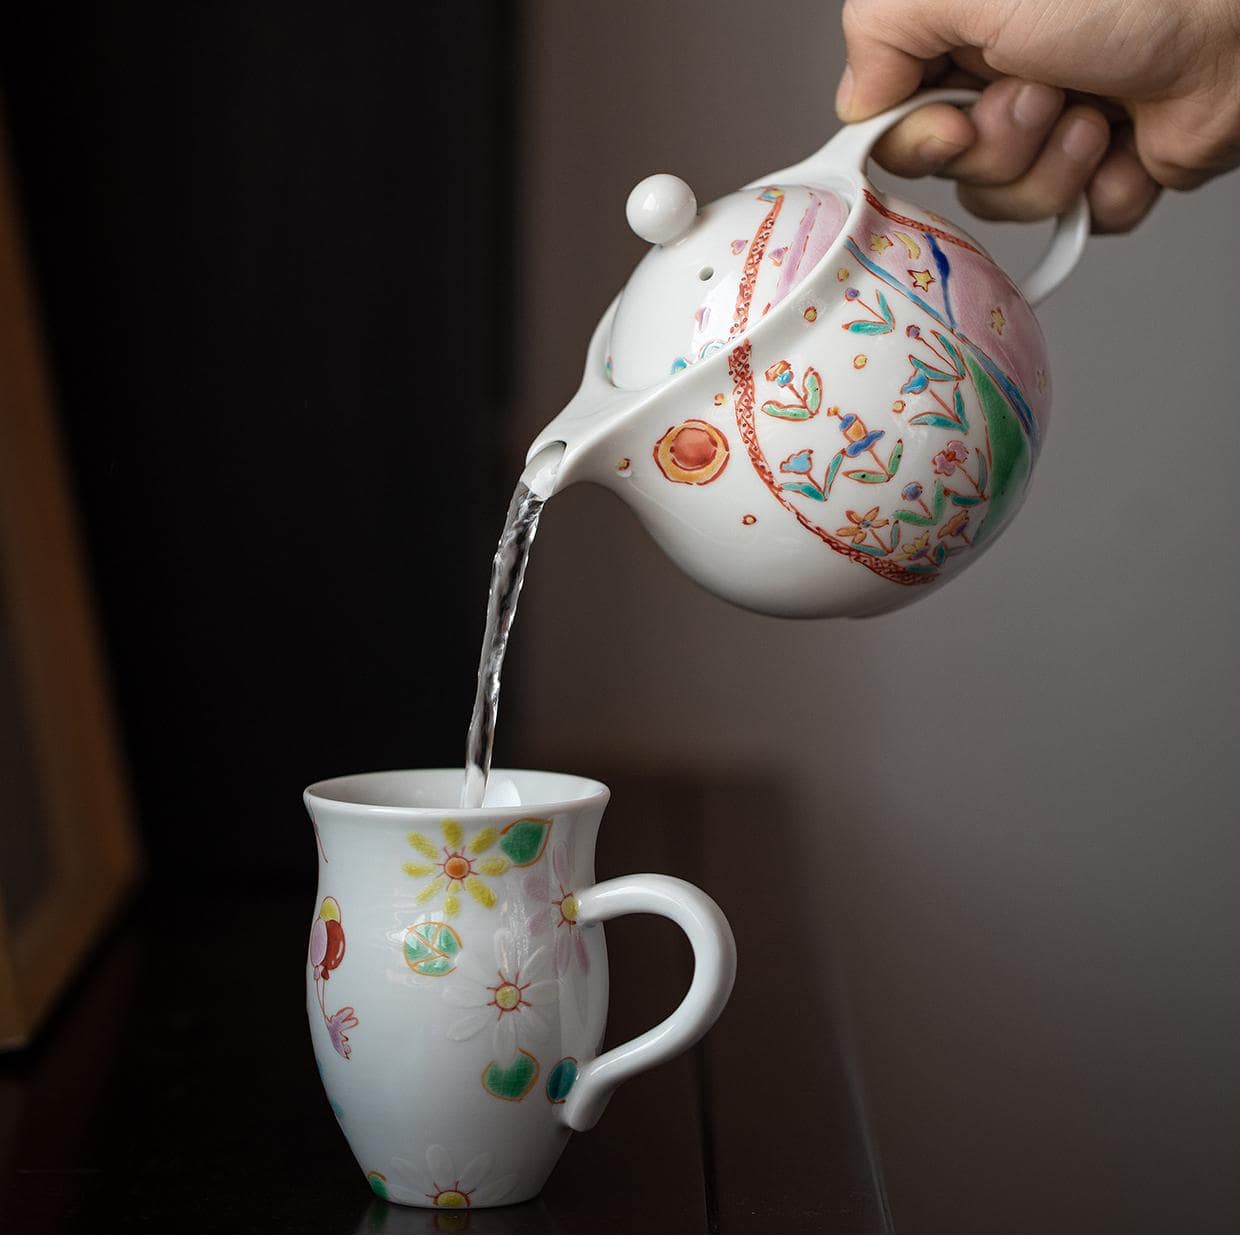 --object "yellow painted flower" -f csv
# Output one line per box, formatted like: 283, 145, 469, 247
403, 819, 511, 917
895, 531, 933, 562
